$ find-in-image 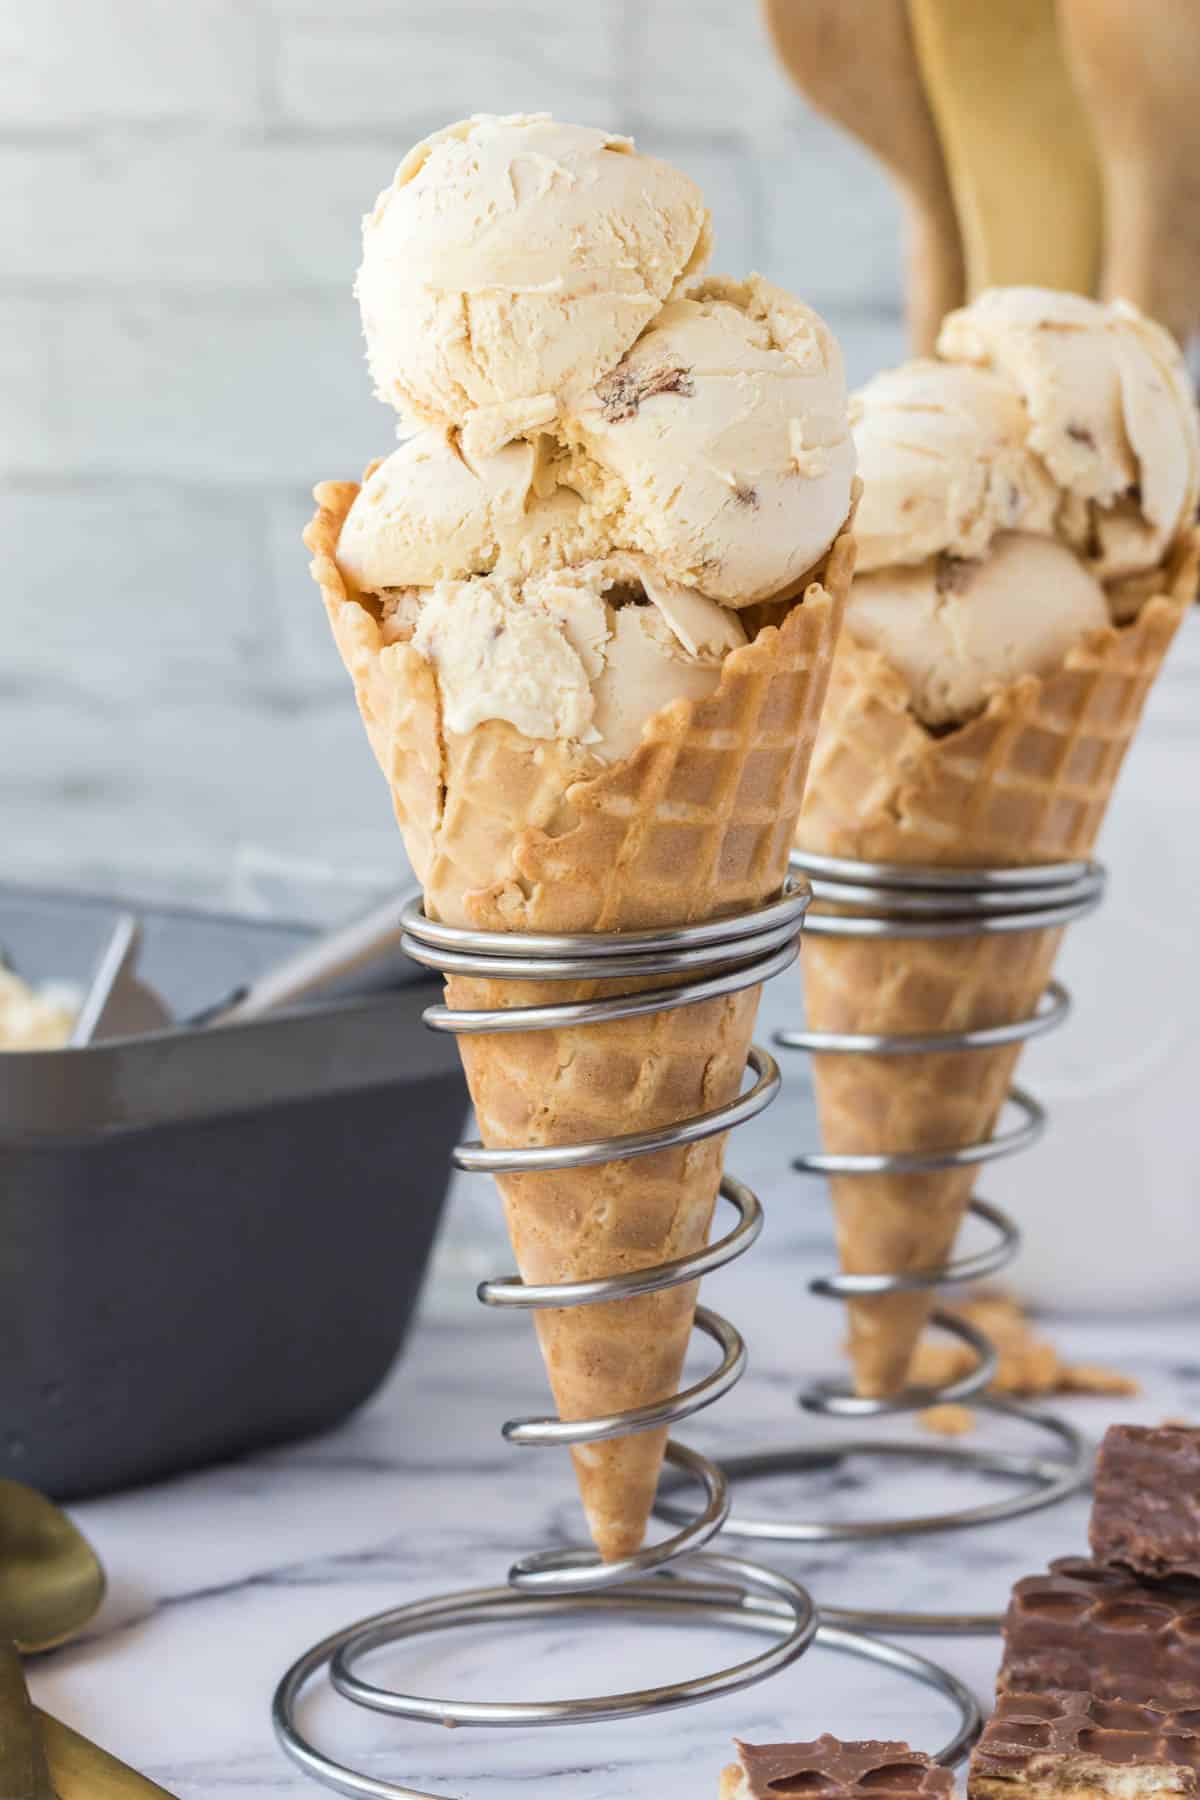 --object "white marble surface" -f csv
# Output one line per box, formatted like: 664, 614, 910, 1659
26, 972, 1200, 1799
